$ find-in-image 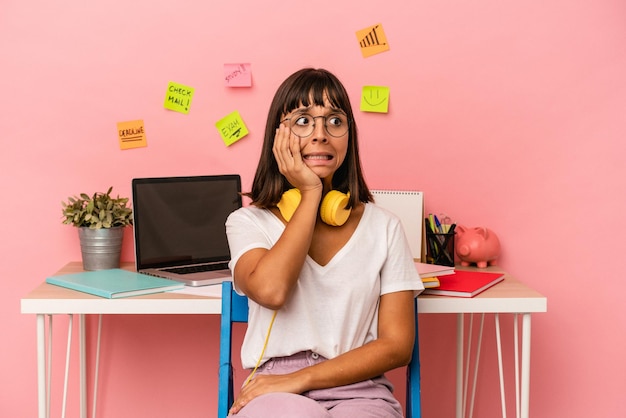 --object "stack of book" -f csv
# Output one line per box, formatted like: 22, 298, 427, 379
414, 262, 505, 296
422, 270, 505, 297
414, 262, 455, 288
